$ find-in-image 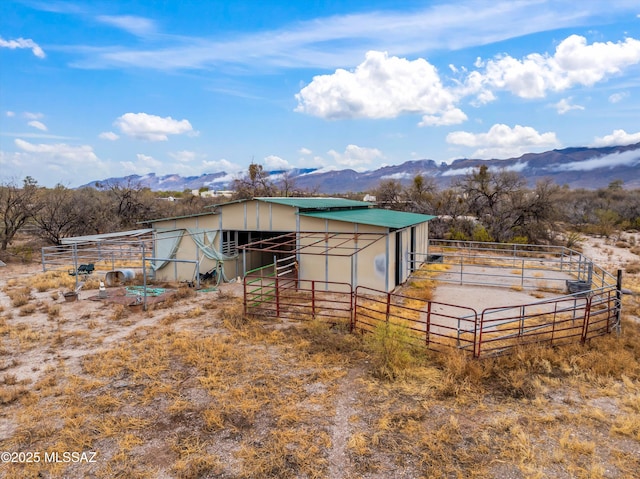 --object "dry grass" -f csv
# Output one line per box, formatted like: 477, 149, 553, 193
1, 262, 639, 478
